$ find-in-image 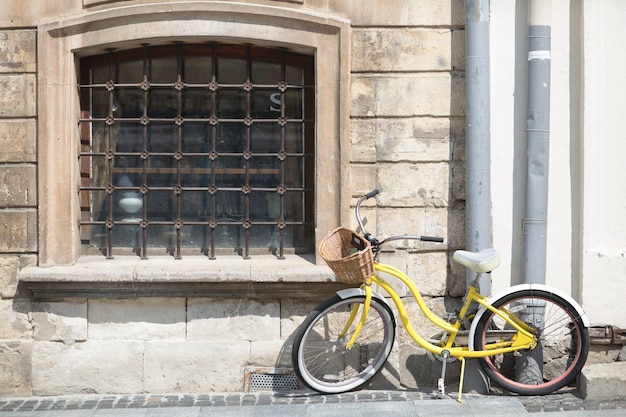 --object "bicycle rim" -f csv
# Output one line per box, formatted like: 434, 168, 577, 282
474, 289, 589, 395
292, 295, 395, 394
